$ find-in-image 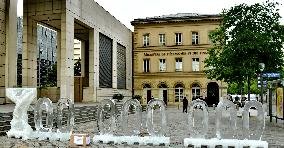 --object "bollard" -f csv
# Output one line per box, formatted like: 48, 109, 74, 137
213, 104, 216, 110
